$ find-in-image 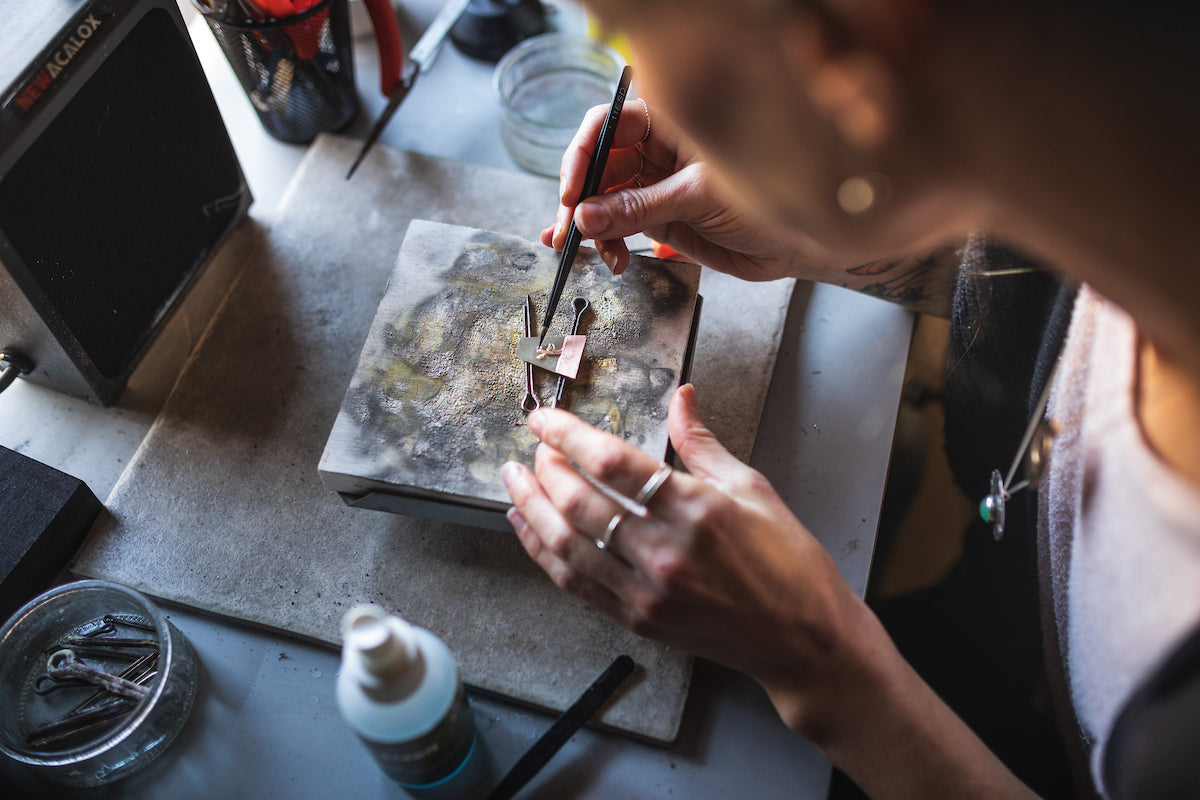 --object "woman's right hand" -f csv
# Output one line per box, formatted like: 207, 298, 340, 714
543, 99, 833, 283
545, 101, 960, 316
